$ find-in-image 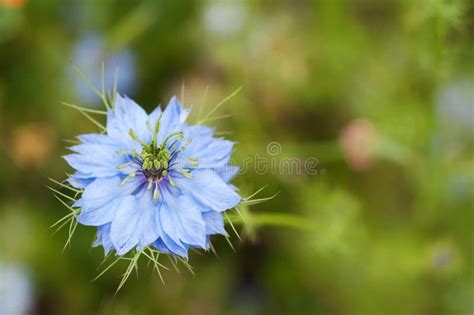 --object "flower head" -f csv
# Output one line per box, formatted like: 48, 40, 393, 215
72, 34, 136, 106
64, 95, 241, 257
